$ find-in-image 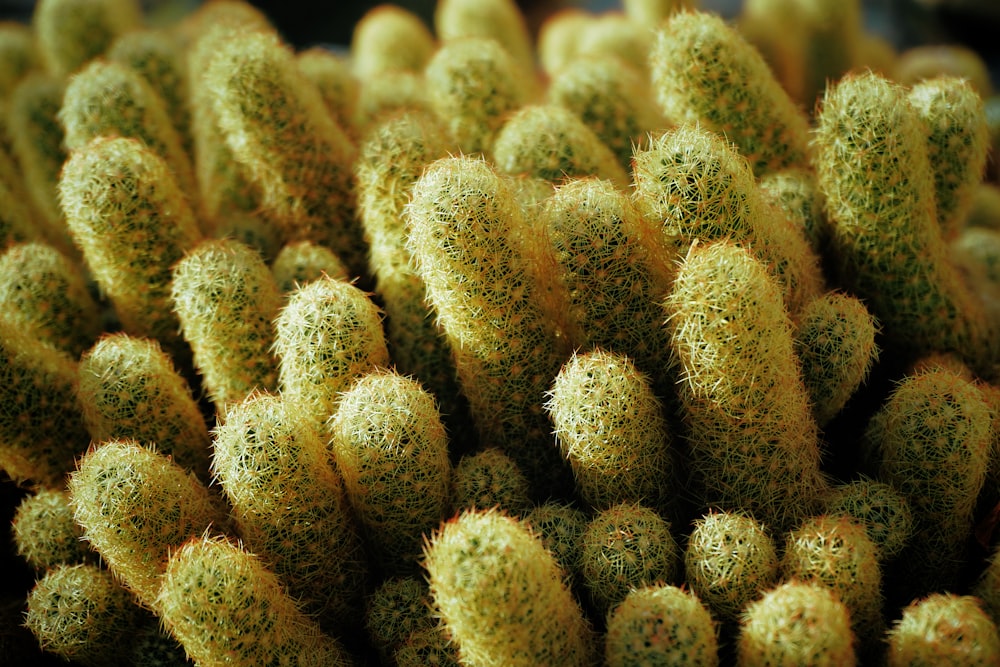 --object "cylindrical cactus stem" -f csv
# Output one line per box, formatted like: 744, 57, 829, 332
204, 29, 366, 276
663, 240, 829, 531
67, 439, 226, 609
171, 238, 282, 411
523, 501, 588, 582
788, 0, 863, 109
576, 14, 654, 77
814, 70, 996, 373
58, 136, 202, 349
886, 593, 1000, 666
897, 44, 993, 98
0, 319, 89, 487
271, 240, 349, 293
868, 367, 992, 593
274, 274, 389, 429
546, 349, 680, 515
0, 168, 42, 252
355, 69, 433, 129
12, 488, 95, 570
908, 76, 990, 241
77, 333, 212, 479
364, 576, 437, 663
157, 535, 355, 667
491, 105, 629, 189
736, 581, 857, 666
793, 291, 879, 426
0, 241, 102, 357
423, 507, 597, 667
24, 563, 141, 667
211, 391, 368, 627
451, 447, 533, 516
758, 168, 829, 258
298, 47, 359, 140
350, 4, 435, 79
394, 626, 461, 667
622, 0, 698, 25
31, 0, 140, 78
605, 584, 720, 667
580, 502, 680, 617
0, 22, 38, 97
684, 510, 780, 623
974, 545, 1000, 627
329, 369, 451, 572
650, 10, 812, 176
406, 155, 574, 495
823, 477, 914, 562
424, 37, 529, 155
537, 9, 593, 78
